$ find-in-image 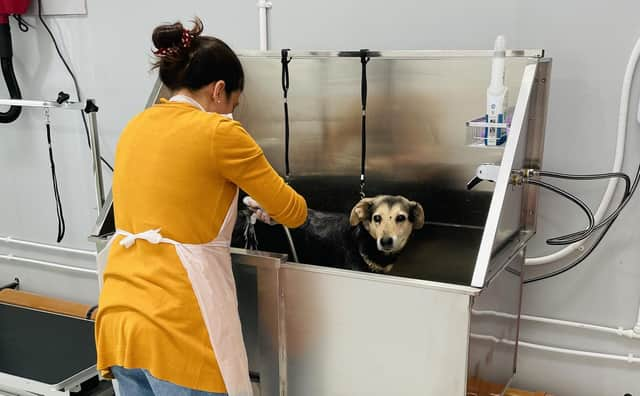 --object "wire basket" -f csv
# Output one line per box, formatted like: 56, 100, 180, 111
466, 113, 512, 147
